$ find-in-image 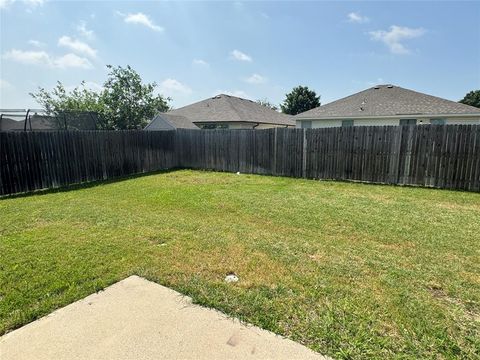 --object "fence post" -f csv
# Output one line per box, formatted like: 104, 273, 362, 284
273, 127, 277, 176
302, 128, 307, 178
388, 126, 402, 184
402, 126, 414, 185
1, 126, 479, 196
